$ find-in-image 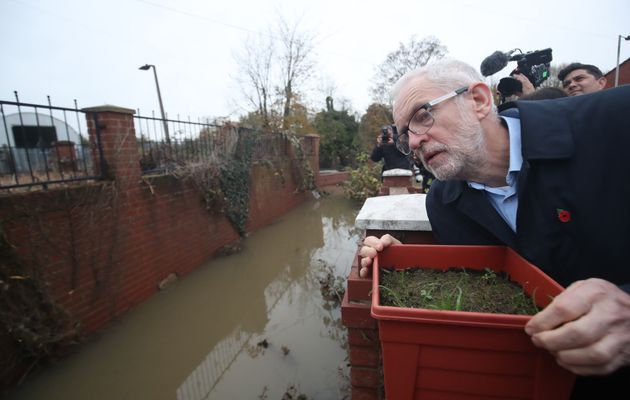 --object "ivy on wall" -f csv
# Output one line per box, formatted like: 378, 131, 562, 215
171, 130, 314, 236
0, 185, 121, 384
219, 131, 254, 236
284, 132, 315, 193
